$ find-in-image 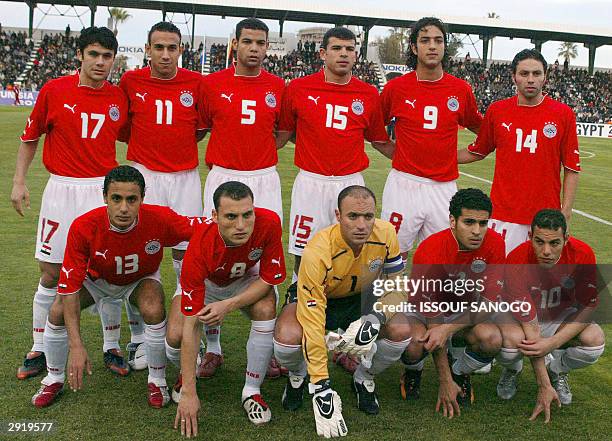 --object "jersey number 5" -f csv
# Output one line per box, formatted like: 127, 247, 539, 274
241, 100, 256, 125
